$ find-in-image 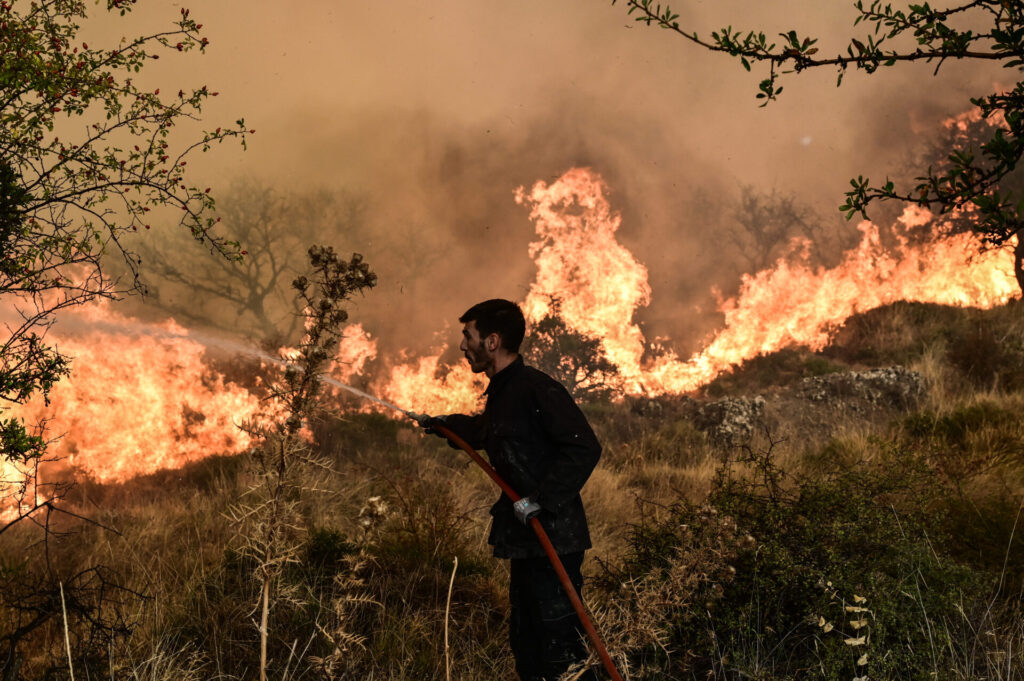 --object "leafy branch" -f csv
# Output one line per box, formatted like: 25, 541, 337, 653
613, 0, 1024, 291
